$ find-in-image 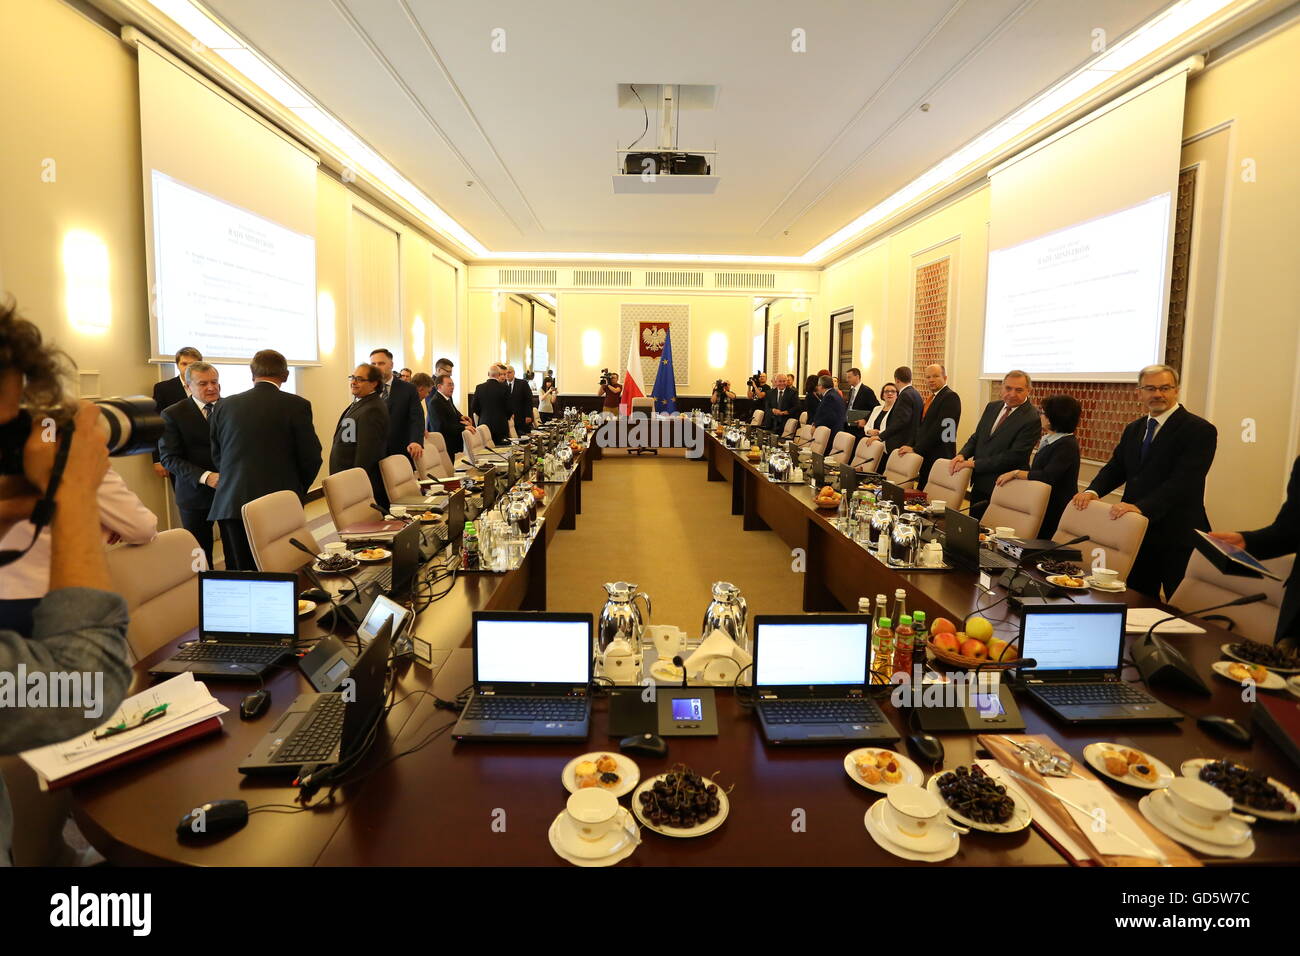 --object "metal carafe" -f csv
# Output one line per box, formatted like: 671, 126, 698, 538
598, 582, 652, 657
702, 581, 750, 657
